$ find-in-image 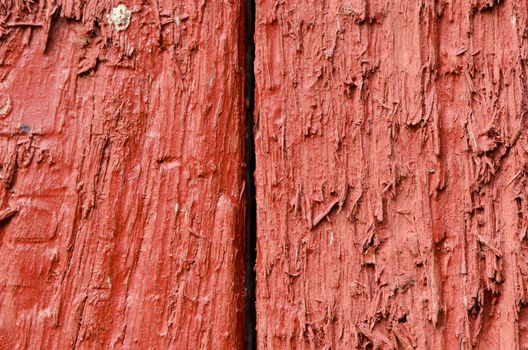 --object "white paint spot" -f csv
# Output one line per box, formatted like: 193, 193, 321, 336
511, 16, 517, 27
107, 4, 132, 31
343, 4, 354, 16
